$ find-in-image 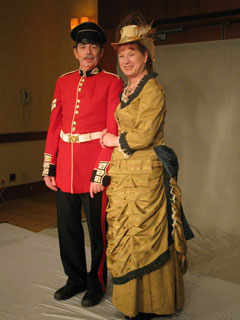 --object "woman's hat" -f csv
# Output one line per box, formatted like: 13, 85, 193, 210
71, 22, 107, 45
111, 24, 155, 61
